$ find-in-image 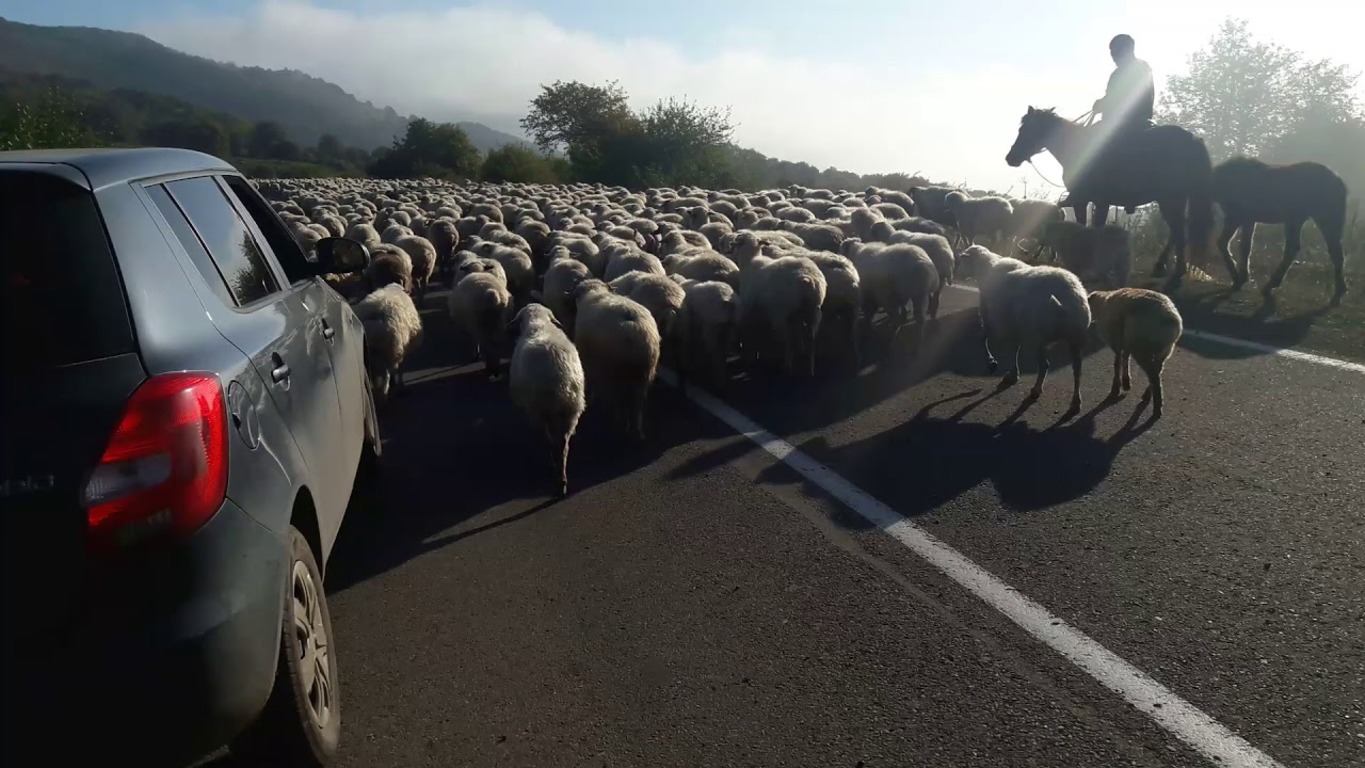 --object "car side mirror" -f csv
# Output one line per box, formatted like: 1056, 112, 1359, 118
315, 237, 370, 274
